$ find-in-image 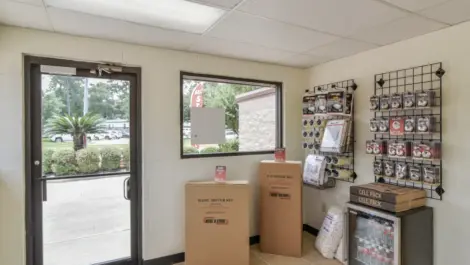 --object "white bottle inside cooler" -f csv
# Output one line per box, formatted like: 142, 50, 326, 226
357, 238, 364, 261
